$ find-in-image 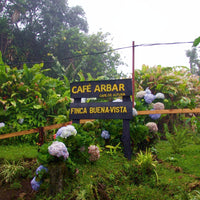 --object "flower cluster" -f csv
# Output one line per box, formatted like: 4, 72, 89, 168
88, 145, 100, 162
101, 130, 110, 139
136, 91, 146, 98
145, 122, 158, 133
155, 93, 165, 99
56, 125, 77, 139
153, 102, 165, 110
31, 165, 48, 191
48, 141, 69, 160
136, 88, 165, 120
